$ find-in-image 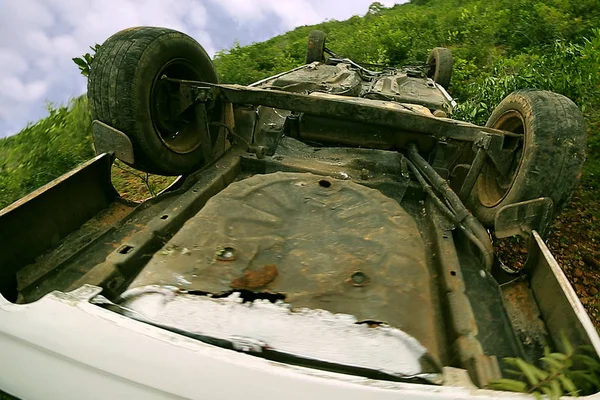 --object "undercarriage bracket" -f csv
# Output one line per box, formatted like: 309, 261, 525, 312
494, 197, 554, 239
91, 121, 135, 164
